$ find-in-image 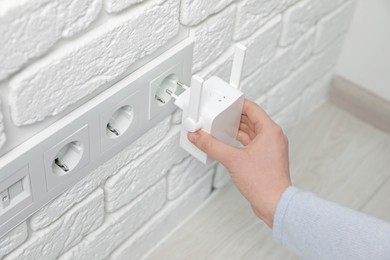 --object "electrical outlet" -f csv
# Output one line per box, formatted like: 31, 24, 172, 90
43, 125, 90, 191
0, 39, 194, 238
100, 90, 141, 153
